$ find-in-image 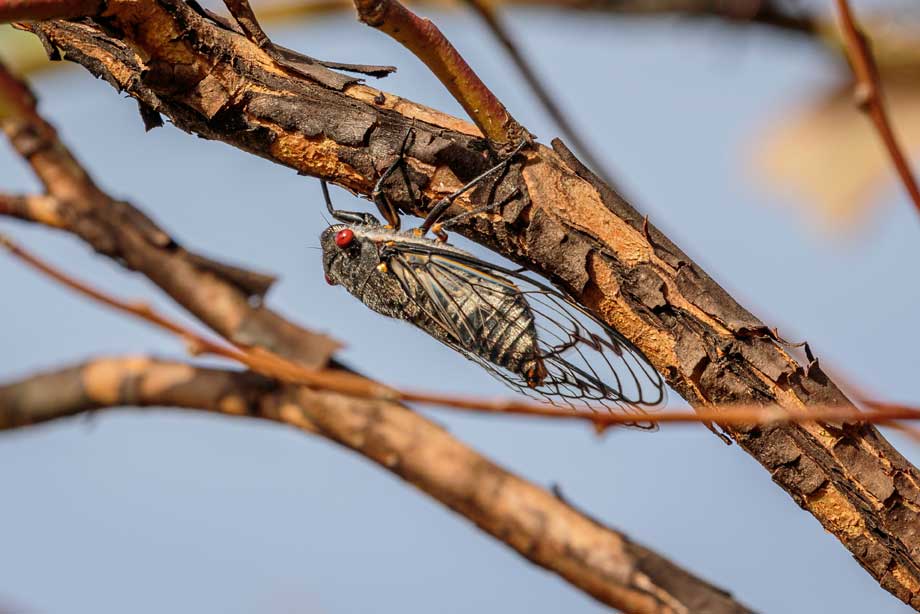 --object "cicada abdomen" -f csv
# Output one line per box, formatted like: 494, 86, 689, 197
390, 250, 549, 388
